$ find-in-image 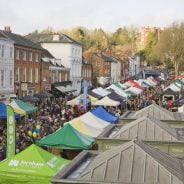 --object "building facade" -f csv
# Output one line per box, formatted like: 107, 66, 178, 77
39, 34, 82, 95
2, 27, 43, 98
83, 52, 114, 86
41, 50, 70, 92
129, 54, 142, 77
82, 59, 92, 88
110, 56, 121, 83
0, 31, 14, 102
137, 27, 161, 50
